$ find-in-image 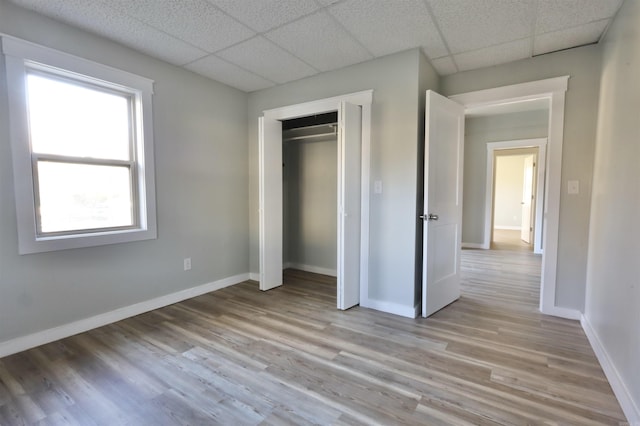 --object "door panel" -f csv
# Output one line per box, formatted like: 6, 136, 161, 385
337, 101, 362, 310
258, 116, 283, 291
422, 91, 464, 318
521, 155, 534, 244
